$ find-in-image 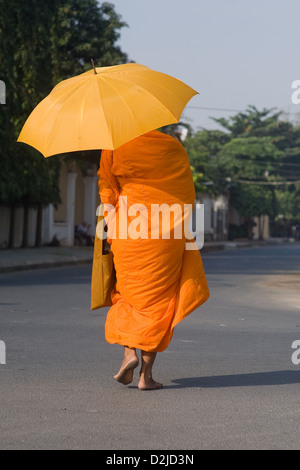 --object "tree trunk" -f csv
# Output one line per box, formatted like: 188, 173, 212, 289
22, 204, 29, 248
8, 204, 15, 249
35, 204, 43, 247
